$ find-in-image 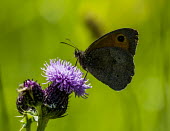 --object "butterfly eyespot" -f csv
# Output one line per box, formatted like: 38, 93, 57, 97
117, 35, 125, 42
